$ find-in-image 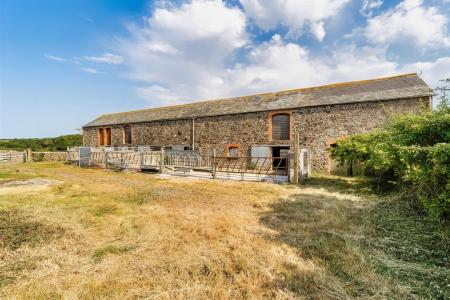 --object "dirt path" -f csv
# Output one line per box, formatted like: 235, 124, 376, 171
0, 178, 63, 195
